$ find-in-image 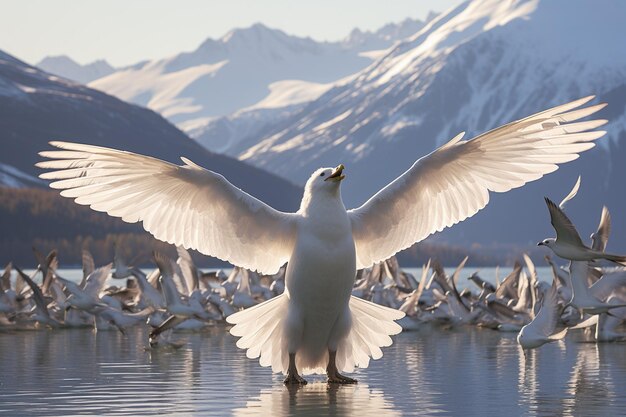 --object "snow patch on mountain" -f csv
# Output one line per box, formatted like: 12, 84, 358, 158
248, 79, 334, 110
